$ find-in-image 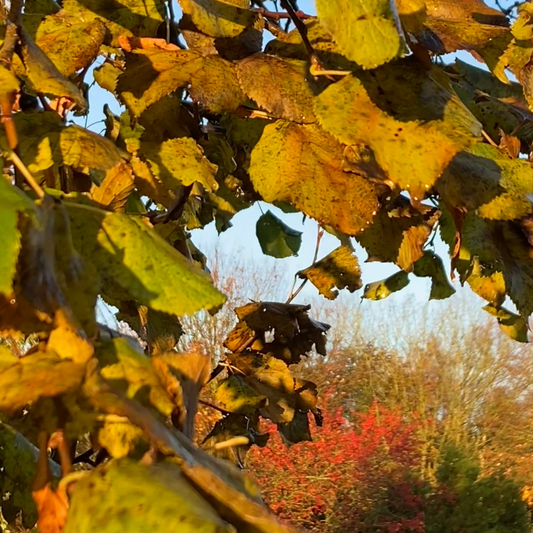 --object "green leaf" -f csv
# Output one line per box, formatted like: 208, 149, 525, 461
236, 54, 325, 123
249, 121, 379, 236
483, 304, 529, 343
356, 198, 440, 271
314, 64, 481, 199
35, 12, 106, 77
256, 210, 302, 259
117, 43, 244, 116
62, 0, 165, 46
98, 419, 147, 459
297, 245, 362, 300
0, 178, 36, 297
178, 0, 258, 38
315, 0, 403, 69
0, 422, 61, 529
67, 204, 226, 317
65, 459, 235, 533
363, 271, 410, 300
19, 26, 87, 113
413, 251, 456, 300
